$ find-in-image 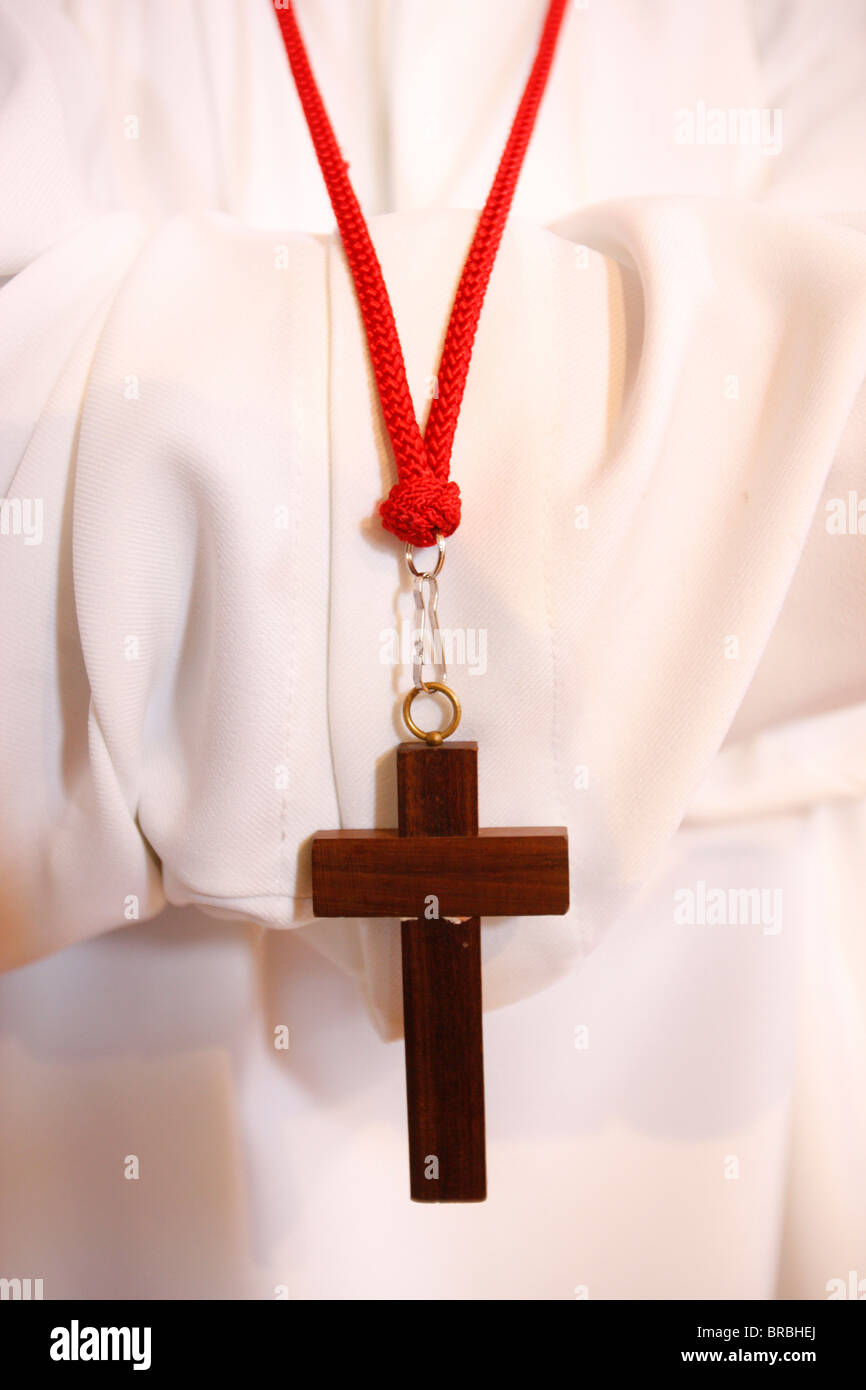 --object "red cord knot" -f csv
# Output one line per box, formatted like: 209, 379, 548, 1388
379, 475, 461, 547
